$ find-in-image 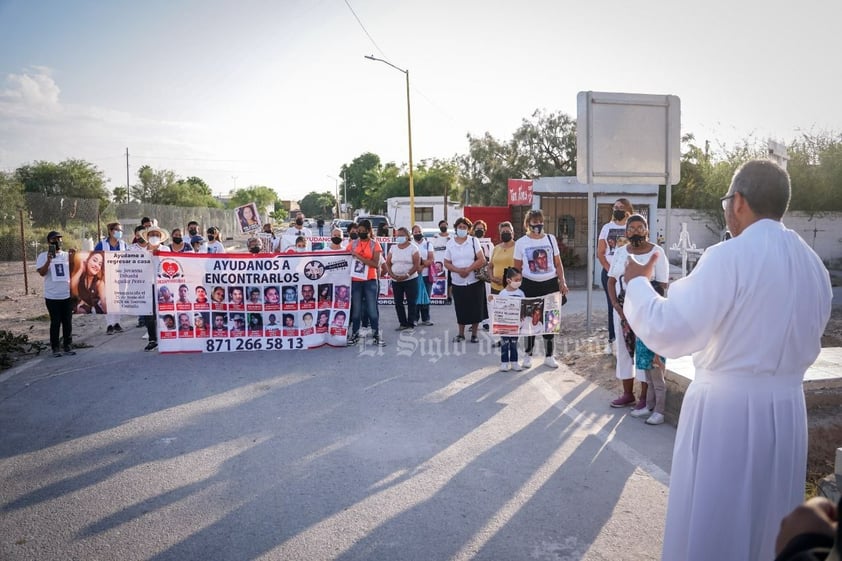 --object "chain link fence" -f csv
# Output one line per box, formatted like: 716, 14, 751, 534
0, 195, 240, 295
